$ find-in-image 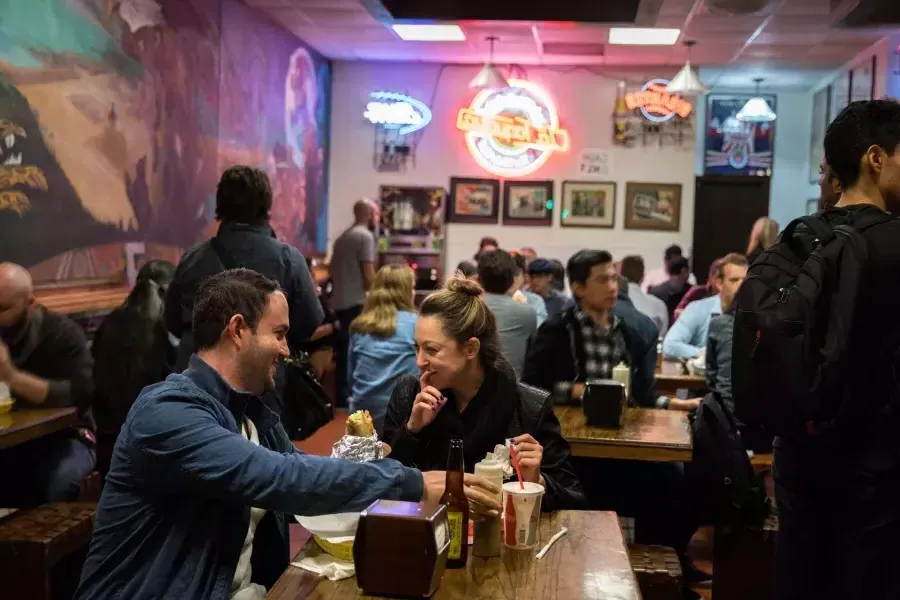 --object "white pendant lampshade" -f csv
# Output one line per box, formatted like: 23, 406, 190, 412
737, 78, 776, 122
666, 41, 709, 96
470, 36, 509, 90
